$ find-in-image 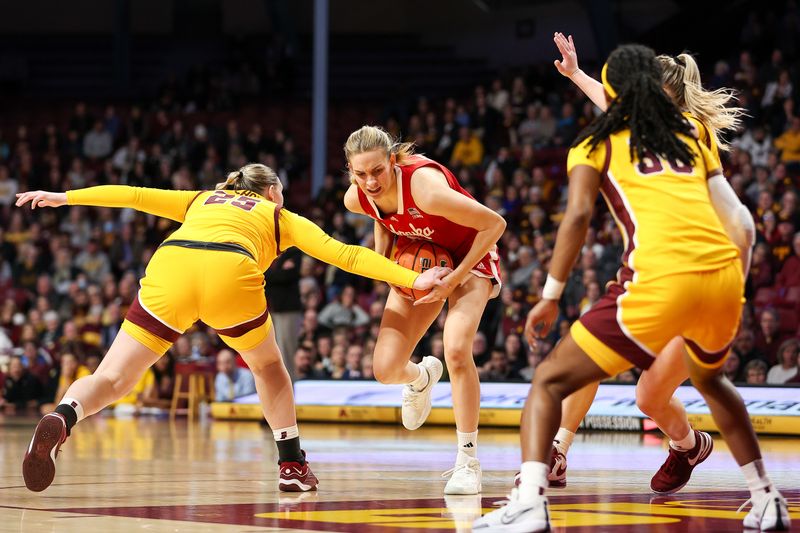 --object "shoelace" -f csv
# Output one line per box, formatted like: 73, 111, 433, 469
491, 487, 520, 508
442, 460, 479, 479
737, 498, 753, 513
